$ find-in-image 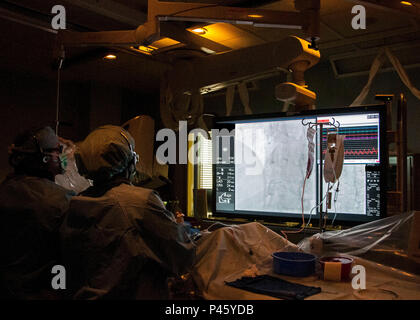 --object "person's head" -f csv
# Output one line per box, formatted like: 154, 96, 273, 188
9, 126, 65, 180
75, 125, 139, 185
